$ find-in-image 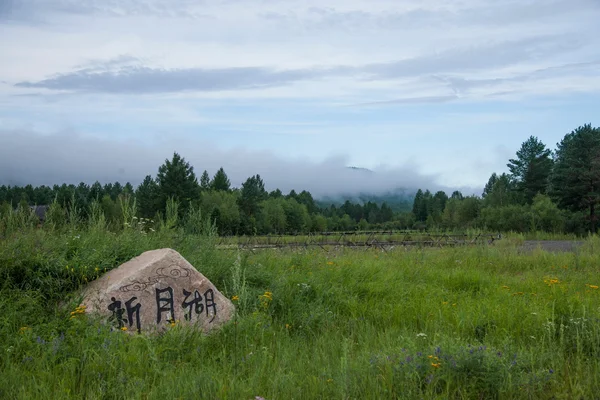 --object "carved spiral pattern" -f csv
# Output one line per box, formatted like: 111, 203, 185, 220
117, 265, 190, 292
